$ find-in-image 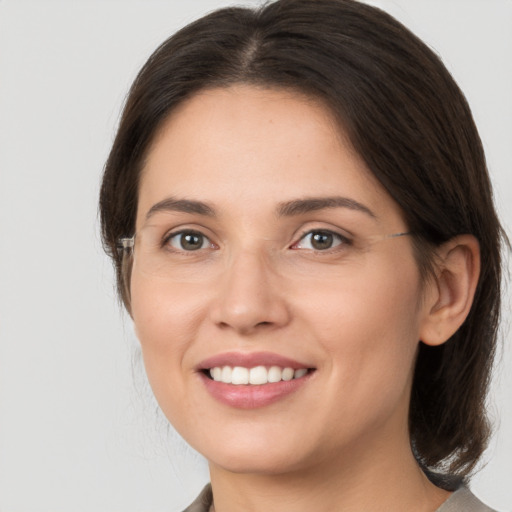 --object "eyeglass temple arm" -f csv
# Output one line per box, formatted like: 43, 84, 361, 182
118, 237, 135, 250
